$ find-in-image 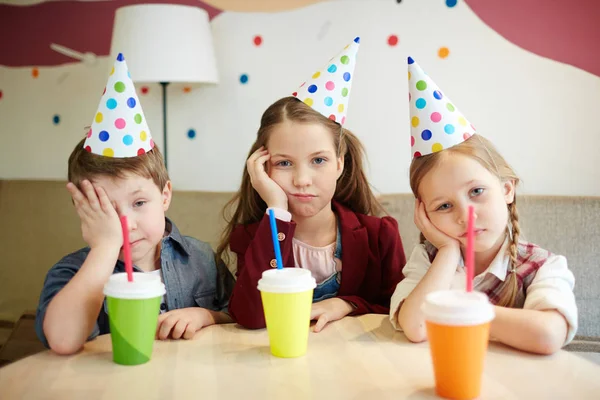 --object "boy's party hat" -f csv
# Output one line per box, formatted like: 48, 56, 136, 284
293, 37, 360, 126
408, 57, 477, 159
83, 53, 154, 158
